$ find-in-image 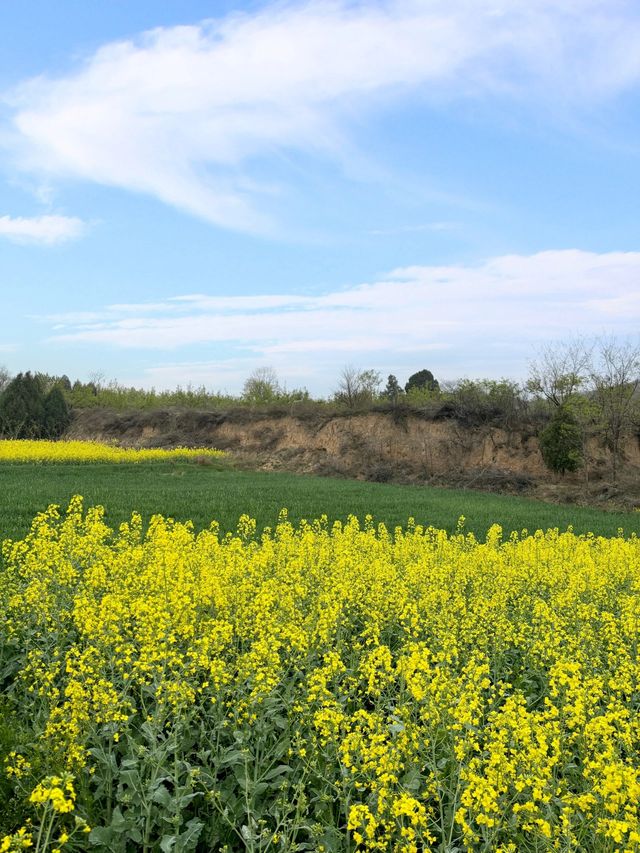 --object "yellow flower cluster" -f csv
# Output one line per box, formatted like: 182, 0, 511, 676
0, 827, 32, 851
0, 439, 224, 464
29, 775, 76, 814
4, 753, 31, 779
2, 501, 640, 850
